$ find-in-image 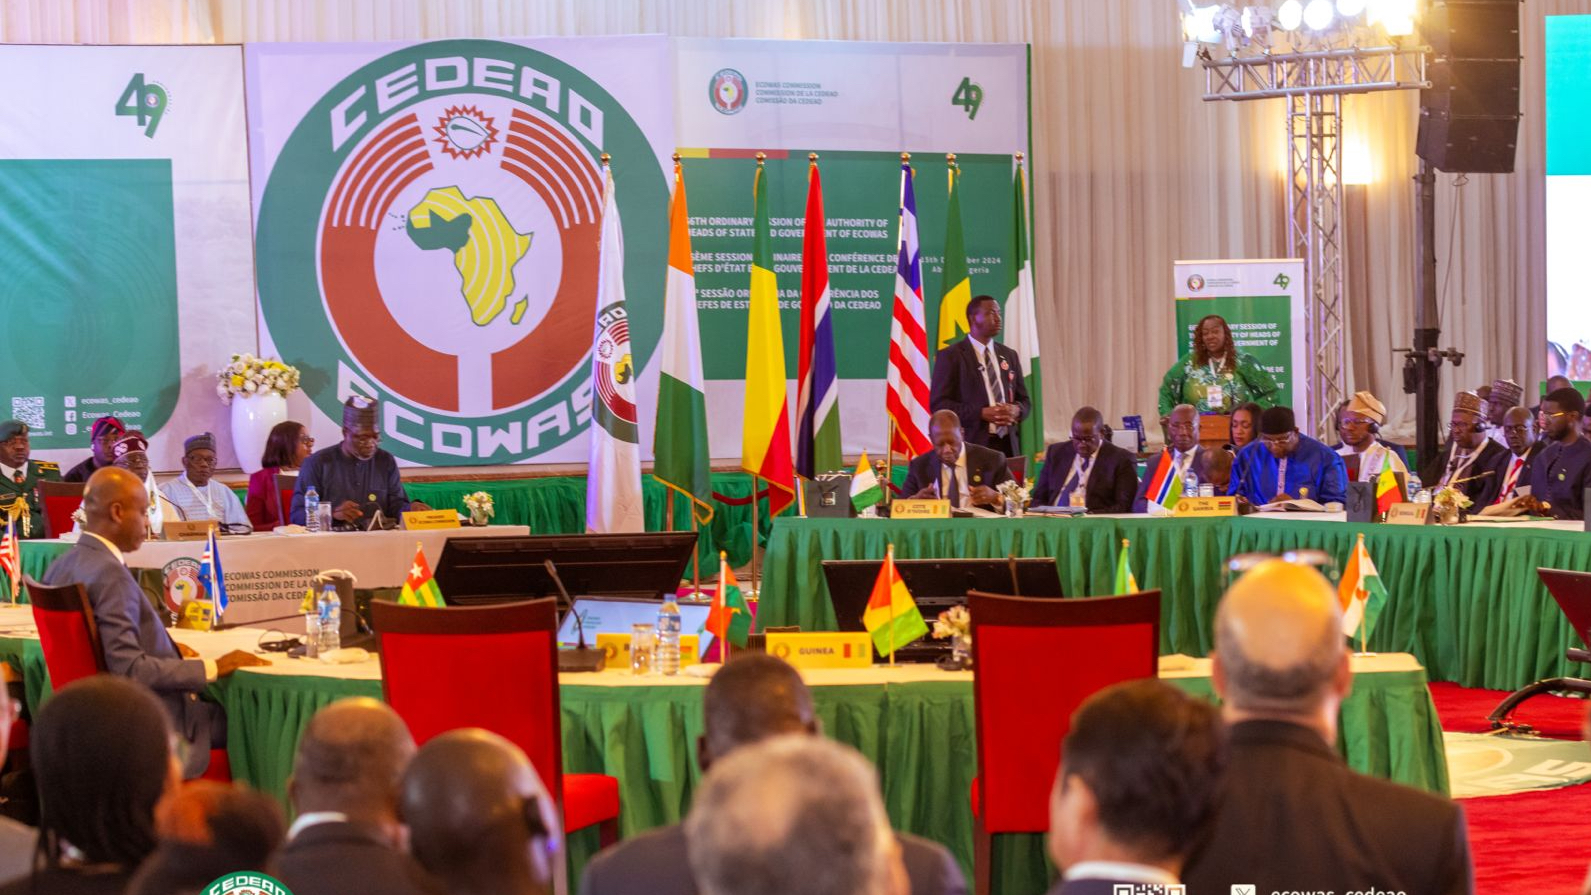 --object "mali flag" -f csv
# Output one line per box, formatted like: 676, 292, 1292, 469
1114, 539, 1140, 594
1375, 462, 1401, 516
705, 553, 752, 648
862, 547, 928, 657
1339, 533, 1389, 641
399, 543, 445, 608
935, 159, 972, 350
741, 157, 796, 516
